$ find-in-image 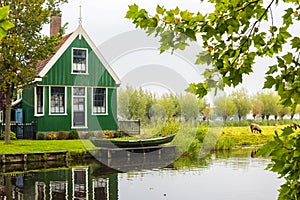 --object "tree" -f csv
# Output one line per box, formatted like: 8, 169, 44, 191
0, 0, 67, 144
256, 91, 279, 120
126, 1, 300, 198
230, 89, 251, 120
251, 97, 264, 119
118, 86, 134, 120
179, 93, 199, 121
0, 6, 14, 40
126, 1, 300, 108
128, 89, 147, 120
158, 94, 181, 121
213, 96, 236, 121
